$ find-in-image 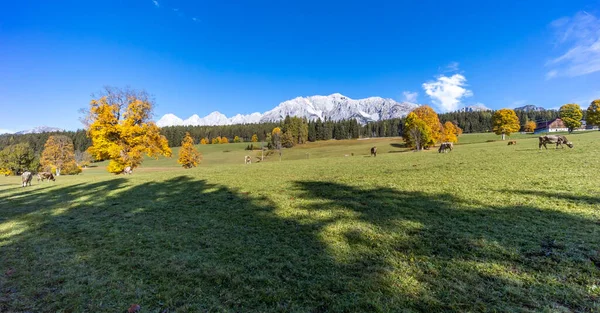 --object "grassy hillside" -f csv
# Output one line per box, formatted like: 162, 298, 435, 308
1, 131, 599, 312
